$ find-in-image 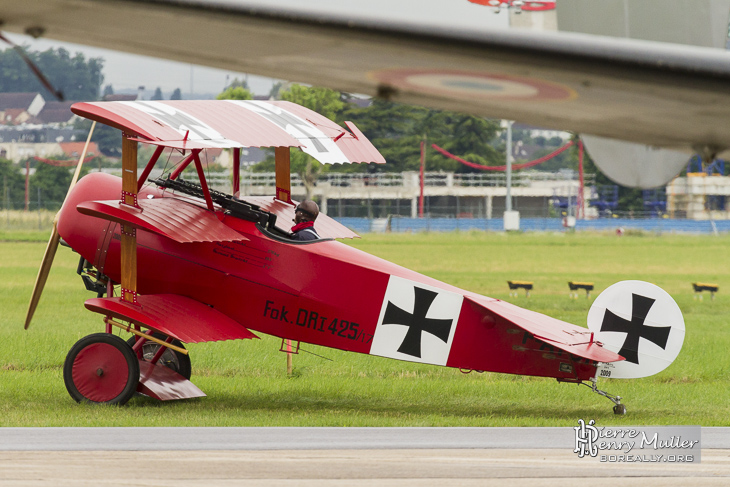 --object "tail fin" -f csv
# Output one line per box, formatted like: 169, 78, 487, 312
588, 281, 685, 379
